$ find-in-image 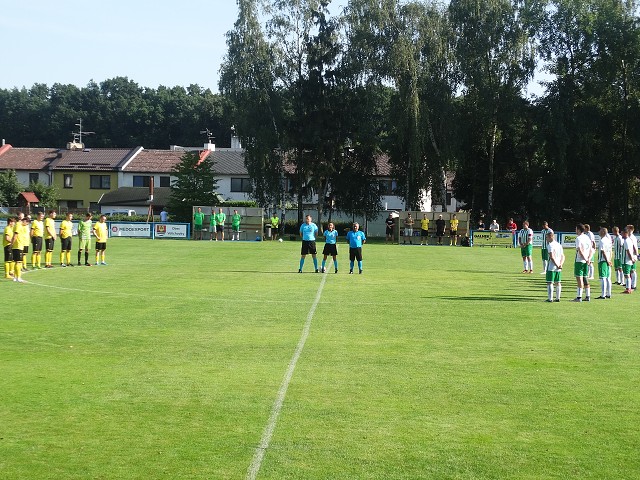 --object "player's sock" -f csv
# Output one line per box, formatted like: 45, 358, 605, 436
577, 287, 583, 298
600, 279, 605, 297
529, 260, 533, 272
606, 278, 612, 297
5, 261, 12, 277
85, 251, 89, 264
585, 286, 591, 299
96, 253, 100, 264
547, 284, 553, 301
14, 262, 22, 279
556, 284, 562, 300
66, 251, 71, 265
23, 256, 27, 268
632, 271, 637, 288
313, 258, 318, 270
350, 261, 355, 271
321, 260, 326, 270
334, 260, 338, 270
626, 276, 631, 290
60, 252, 64, 264
299, 259, 305, 271
102, 252, 106, 263
358, 261, 363, 272
523, 260, 527, 270
78, 251, 82, 265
